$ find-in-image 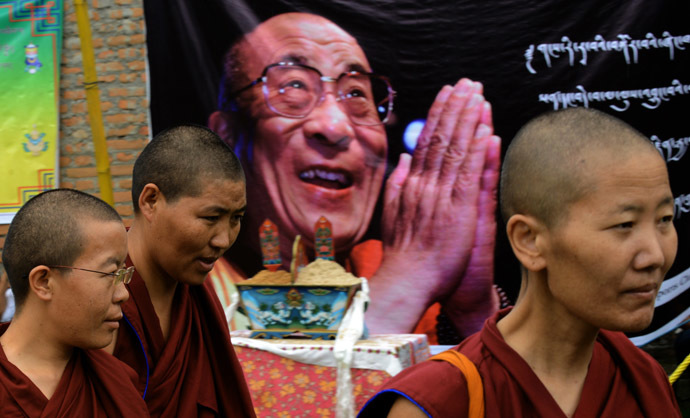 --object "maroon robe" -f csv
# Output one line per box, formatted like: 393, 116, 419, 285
114, 258, 255, 417
359, 308, 681, 418
0, 323, 149, 417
